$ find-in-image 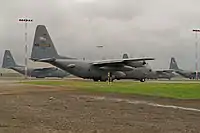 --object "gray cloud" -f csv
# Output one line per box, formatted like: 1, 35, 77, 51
1, 0, 200, 70
74, 0, 140, 20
